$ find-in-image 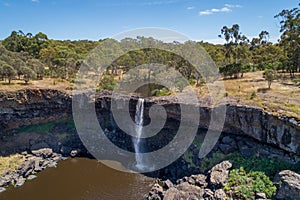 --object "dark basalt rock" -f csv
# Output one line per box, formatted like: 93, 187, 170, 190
0, 148, 65, 192
145, 161, 232, 200
273, 170, 300, 200
0, 89, 299, 158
